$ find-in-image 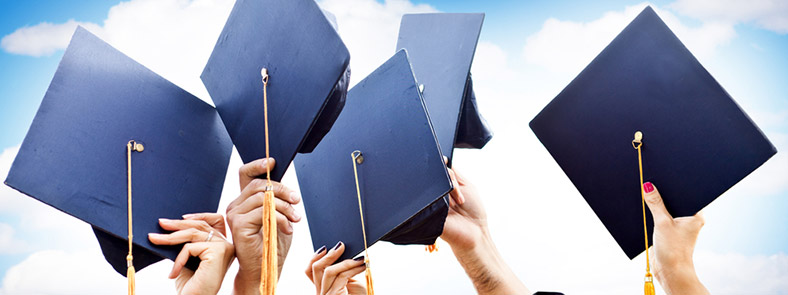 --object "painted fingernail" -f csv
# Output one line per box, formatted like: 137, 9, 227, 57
643, 182, 655, 193
354, 256, 365, 262
315, 245, 326, 255
333, 241, 343, 250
